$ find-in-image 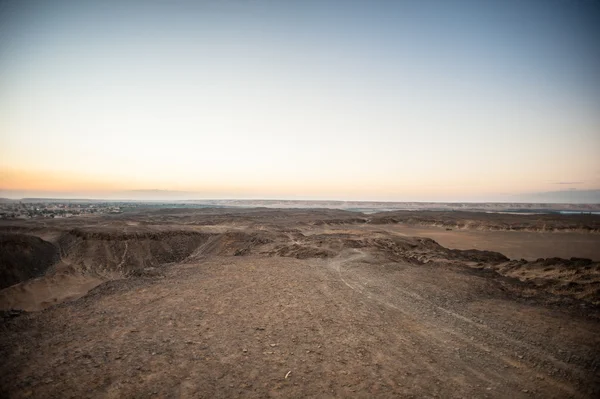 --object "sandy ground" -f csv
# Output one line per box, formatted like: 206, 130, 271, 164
1, 209, 599, 398
0, 273, 103, 312
324, 224, 600, 261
